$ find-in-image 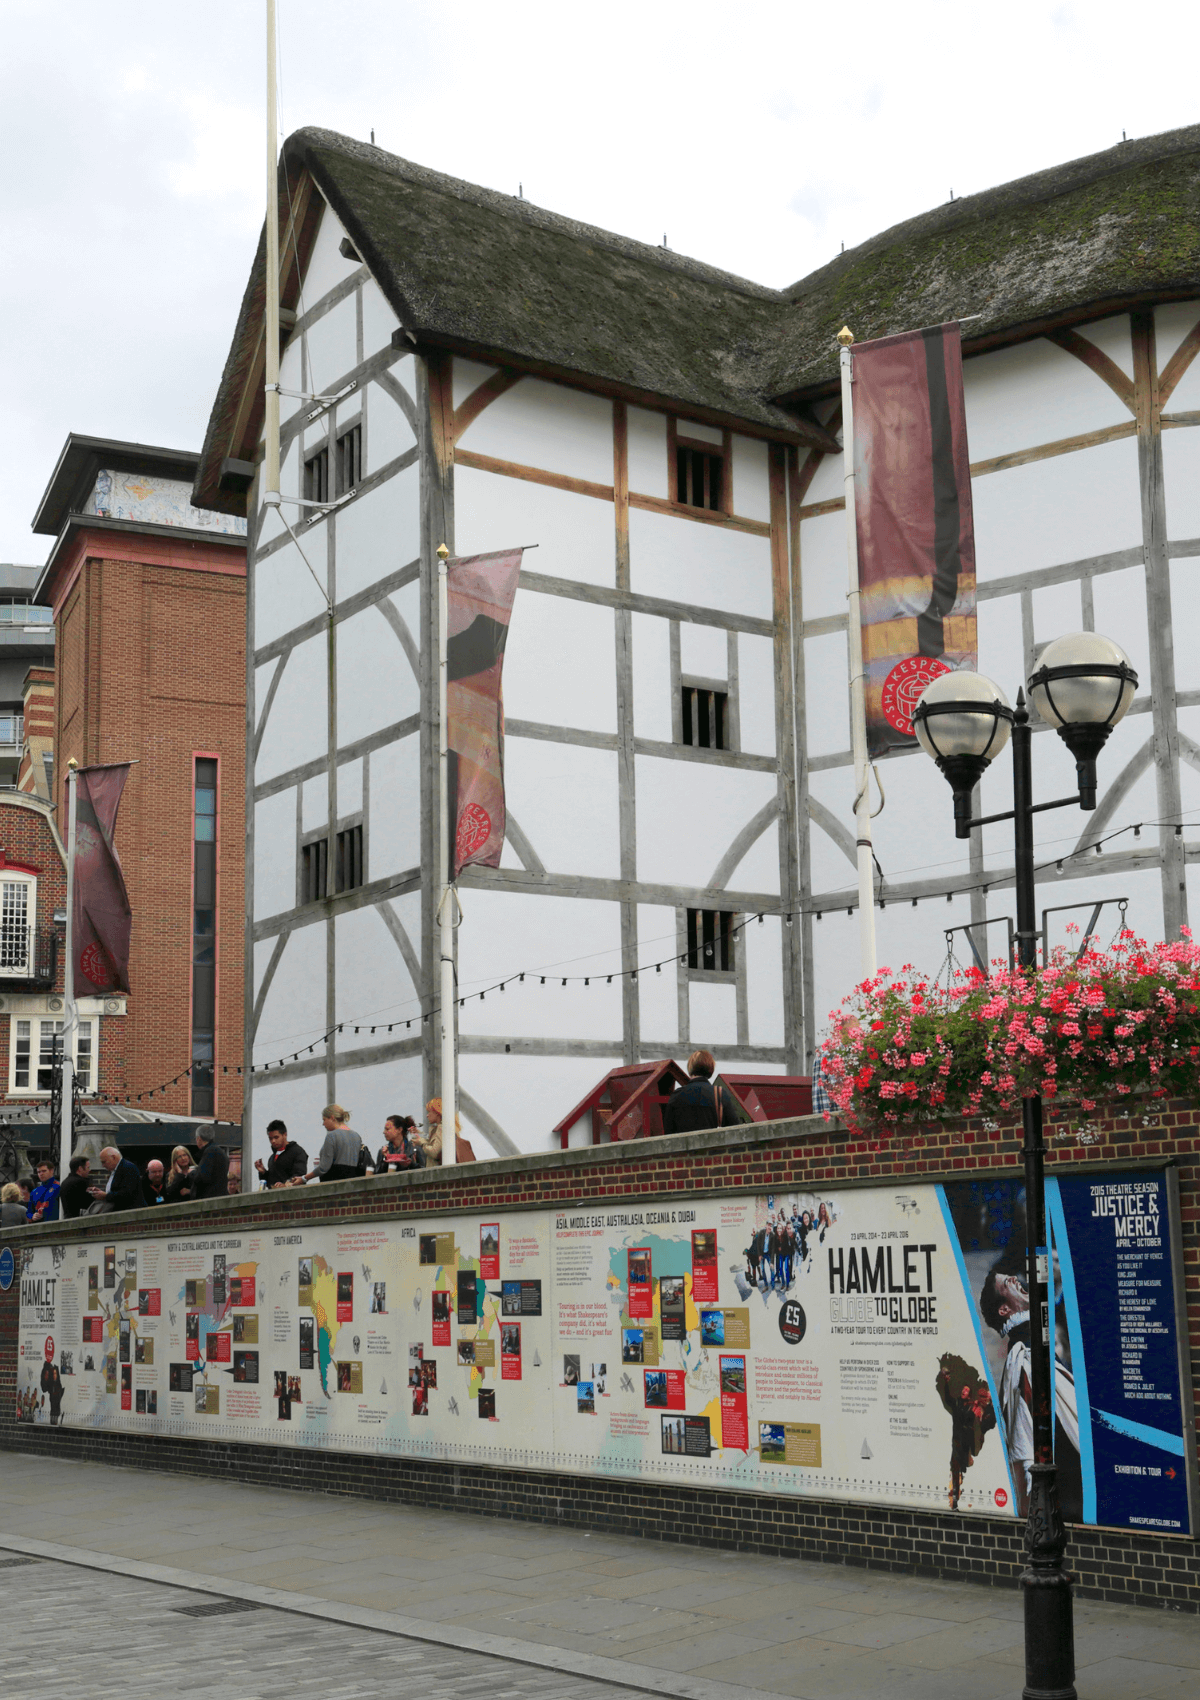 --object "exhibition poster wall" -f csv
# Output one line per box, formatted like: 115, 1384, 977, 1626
12, 1169, 1196, 1532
